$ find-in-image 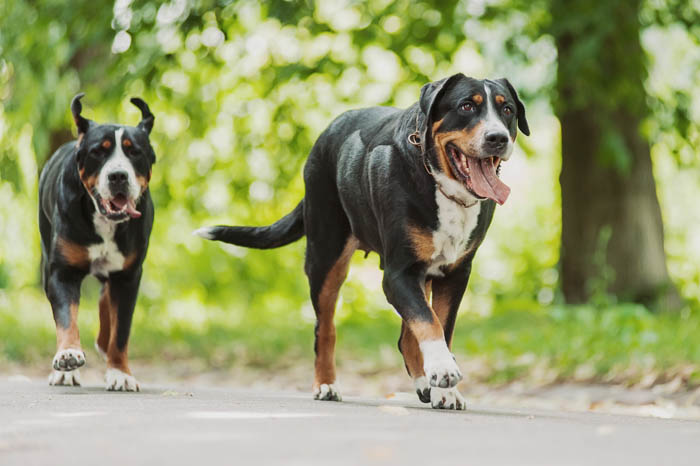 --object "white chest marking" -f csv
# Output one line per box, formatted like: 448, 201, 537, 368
427, 173, 481, 277
89, 213, 125, 276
